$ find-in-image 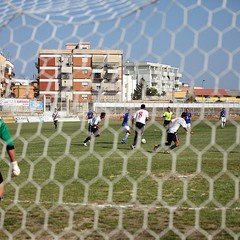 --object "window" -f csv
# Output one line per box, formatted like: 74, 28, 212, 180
94, 73, 102, 79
